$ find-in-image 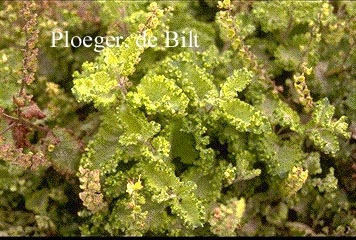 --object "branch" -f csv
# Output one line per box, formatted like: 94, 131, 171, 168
1, 112, 49, 133
0, 122, 15, 136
